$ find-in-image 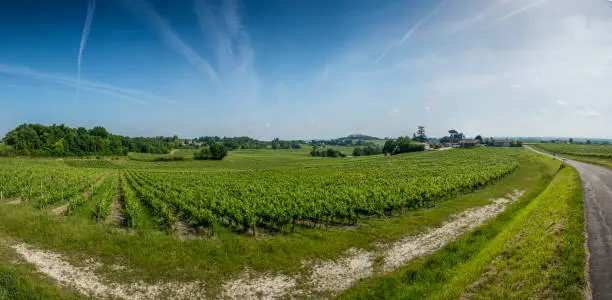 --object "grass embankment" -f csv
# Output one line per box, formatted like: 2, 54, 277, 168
0, 149, 560, 297
340, 161, 586, 299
